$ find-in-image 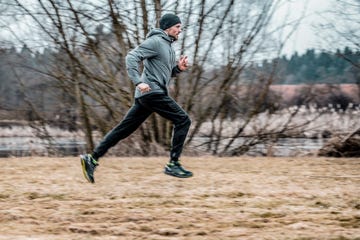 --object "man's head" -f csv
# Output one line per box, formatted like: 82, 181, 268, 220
160, 13, 182, 40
